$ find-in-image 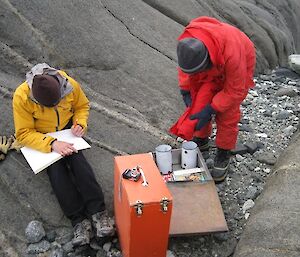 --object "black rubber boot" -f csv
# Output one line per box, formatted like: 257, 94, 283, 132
212, 148, 231, 182
192, 137, 209, 151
